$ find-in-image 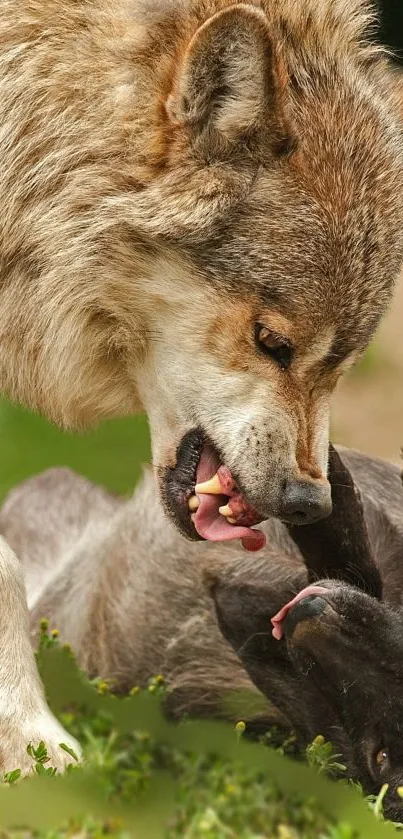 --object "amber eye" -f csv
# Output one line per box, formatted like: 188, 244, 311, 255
254, 323, 293, 371
375, 748, 389, 768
